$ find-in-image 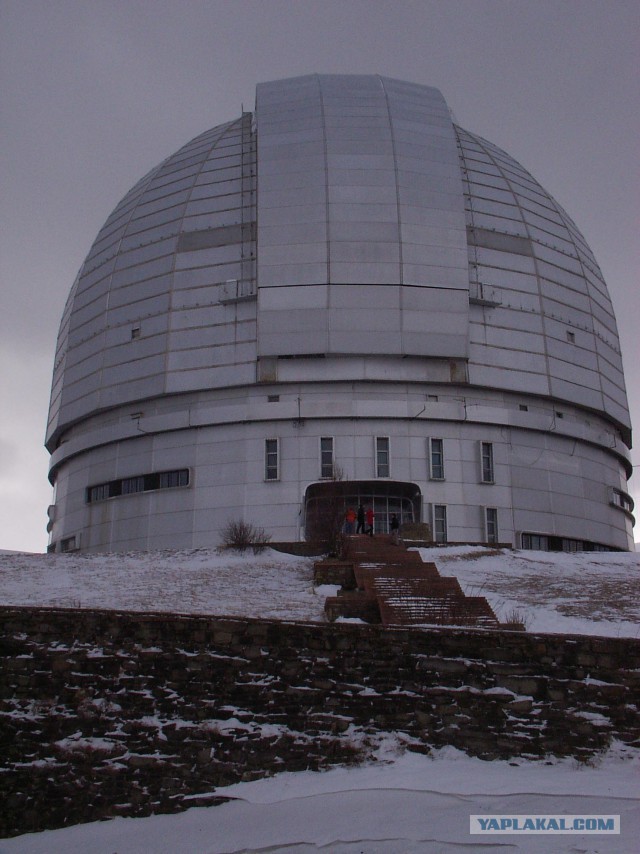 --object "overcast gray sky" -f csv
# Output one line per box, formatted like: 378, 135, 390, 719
1, 0, 638, 552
